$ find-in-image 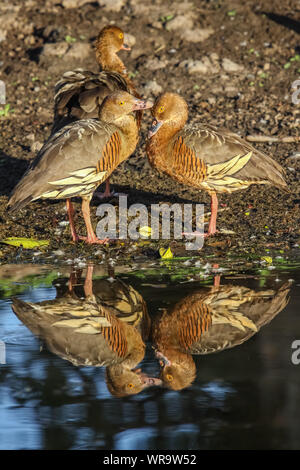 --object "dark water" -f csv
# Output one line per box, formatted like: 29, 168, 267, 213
0, 259, 300, 450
